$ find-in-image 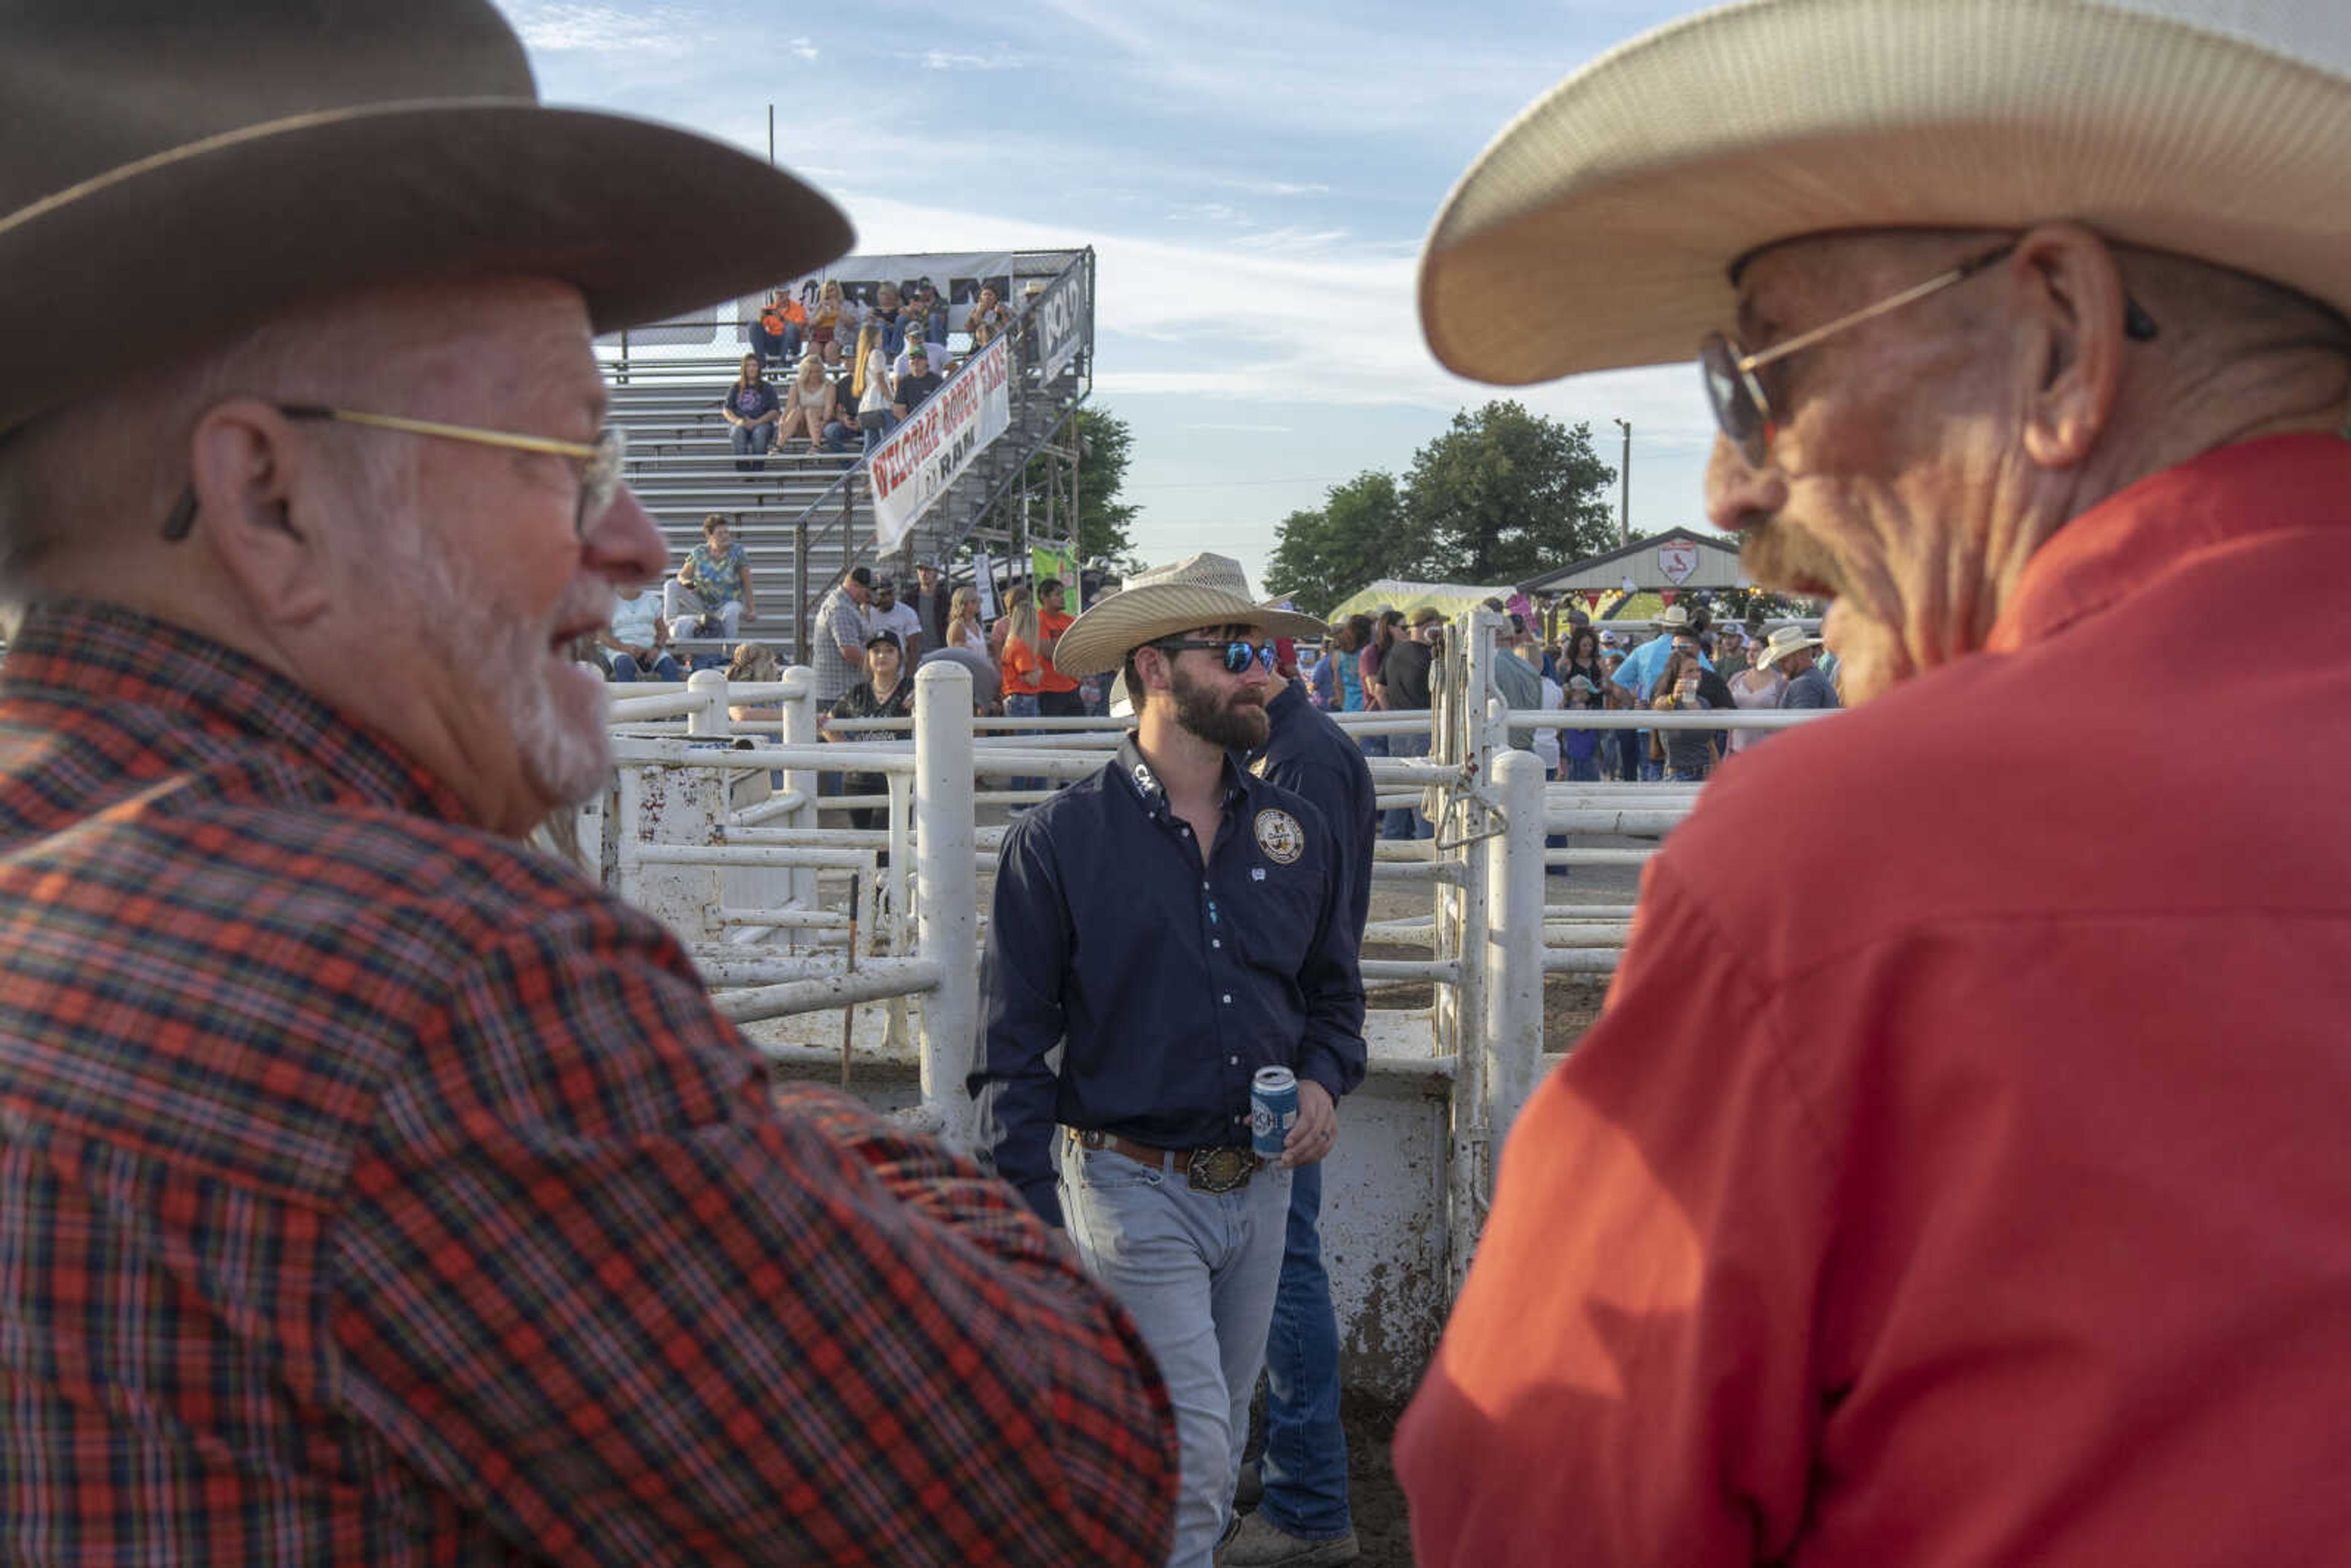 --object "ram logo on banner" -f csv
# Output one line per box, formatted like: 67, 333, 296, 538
1035, 265, 1090, 382
871, 335, 1013, 553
